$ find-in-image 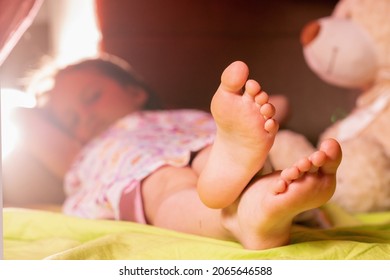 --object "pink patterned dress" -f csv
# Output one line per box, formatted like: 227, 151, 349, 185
62, 110, 216, 223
